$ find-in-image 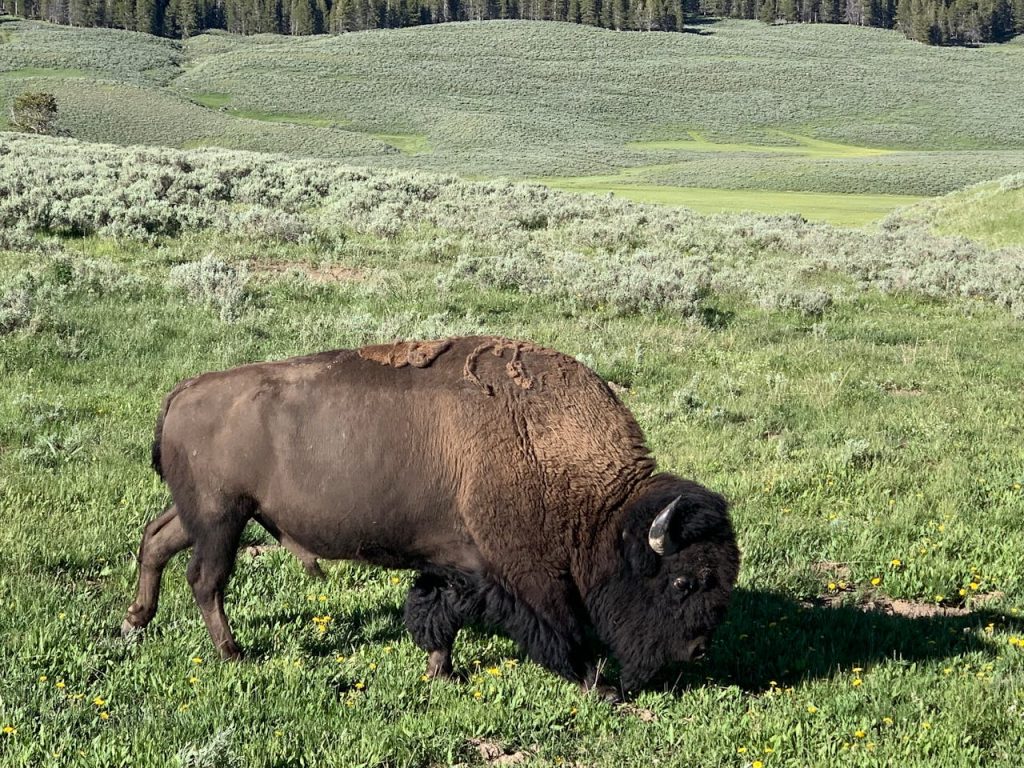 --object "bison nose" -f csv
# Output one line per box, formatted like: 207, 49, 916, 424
686, 637, 708, 661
